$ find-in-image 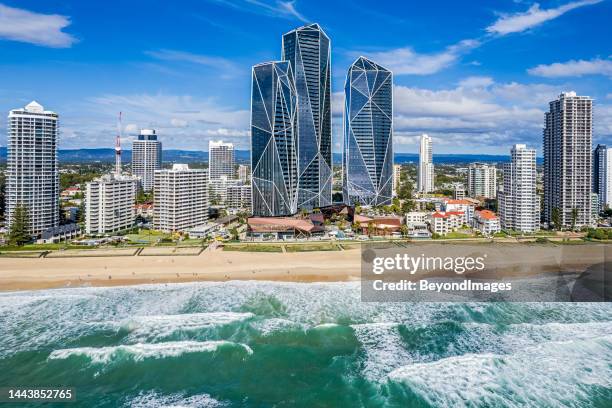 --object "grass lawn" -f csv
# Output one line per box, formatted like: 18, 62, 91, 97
223, 244, 284, 252
444, 231, 476, 239
284, 243, 340, 252
0, 243, 91, 251
125, 231, 172, 244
